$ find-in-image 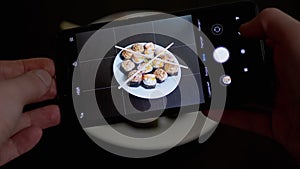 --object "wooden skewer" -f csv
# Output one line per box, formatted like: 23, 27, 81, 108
114, 45, 188, 69
115, 45, 147, 57
118, 42, 174, 89
154, 58, 188, 69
